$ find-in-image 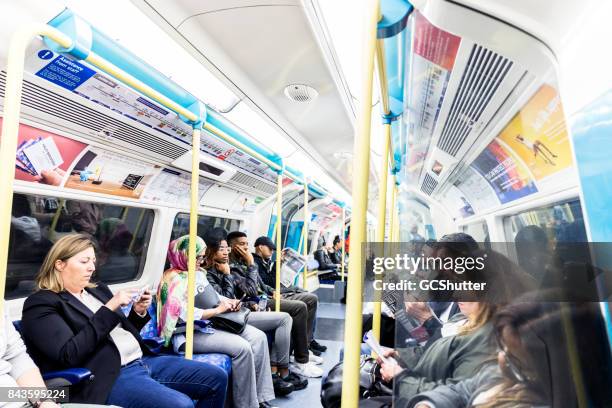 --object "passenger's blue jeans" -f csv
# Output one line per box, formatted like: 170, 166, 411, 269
106, 356, 228, 408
